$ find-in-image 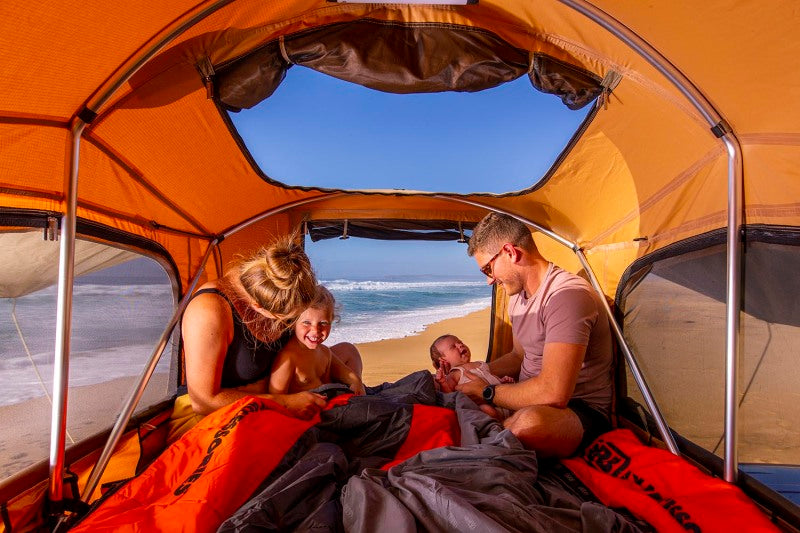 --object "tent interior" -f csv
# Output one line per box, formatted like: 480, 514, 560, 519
1, 0, 800, 531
